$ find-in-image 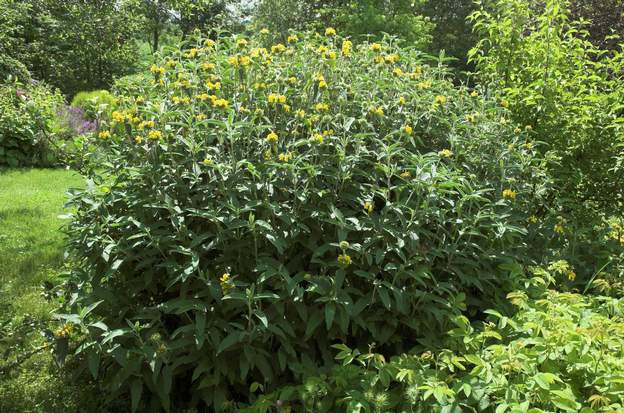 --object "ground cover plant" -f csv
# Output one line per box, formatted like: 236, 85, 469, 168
56, 28, 559, 411
244, 275, 624, 413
